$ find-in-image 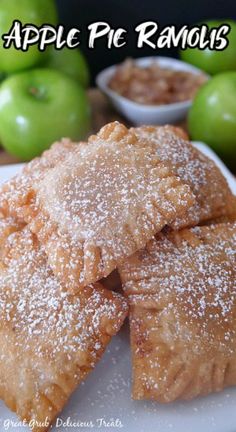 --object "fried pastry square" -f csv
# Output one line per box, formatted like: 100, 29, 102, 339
119, 223, 236, 402
0, 217, 128, 431
132, 125, 234, 228
0, 122, 195, 291
201, 195, 236, 225
0, 138, 79, 220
